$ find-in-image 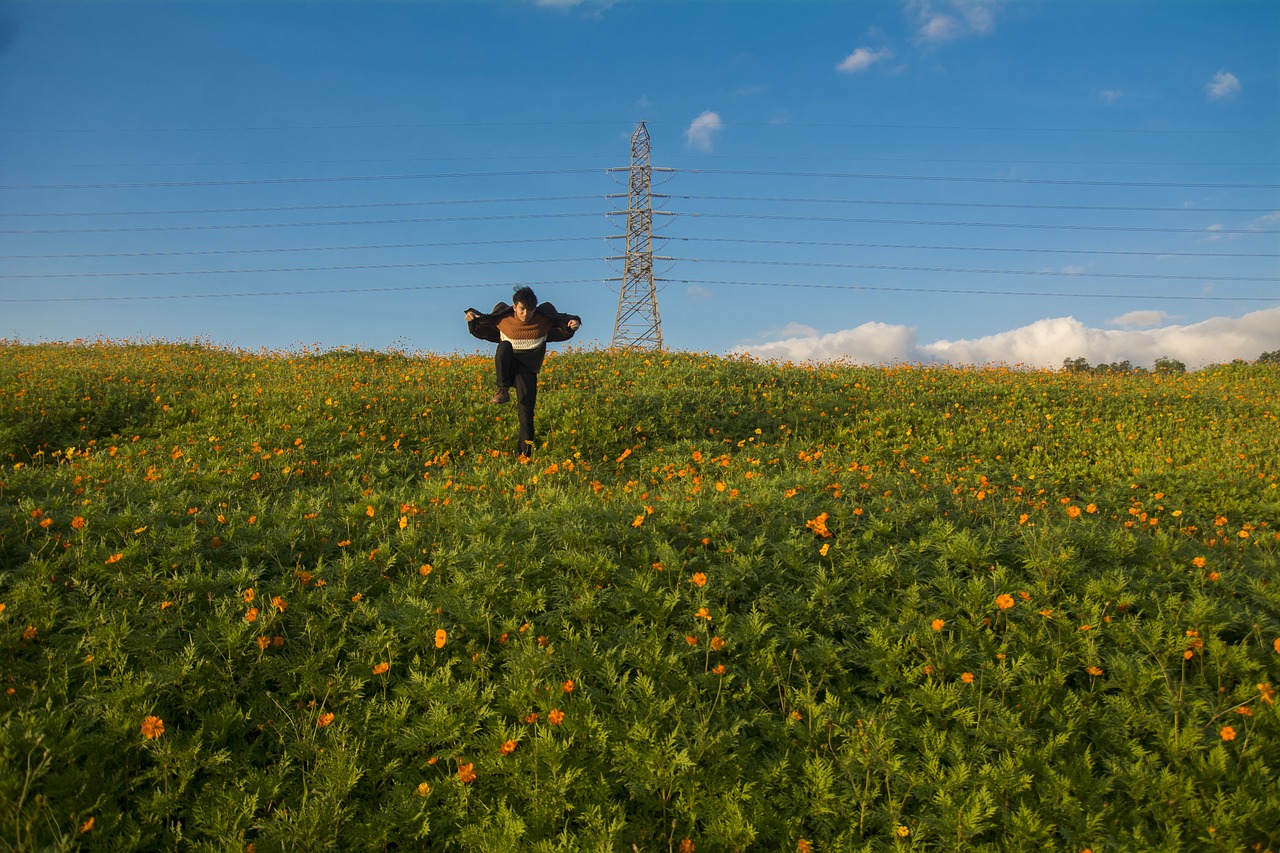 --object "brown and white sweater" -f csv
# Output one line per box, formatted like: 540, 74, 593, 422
465, 301, 581, 373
